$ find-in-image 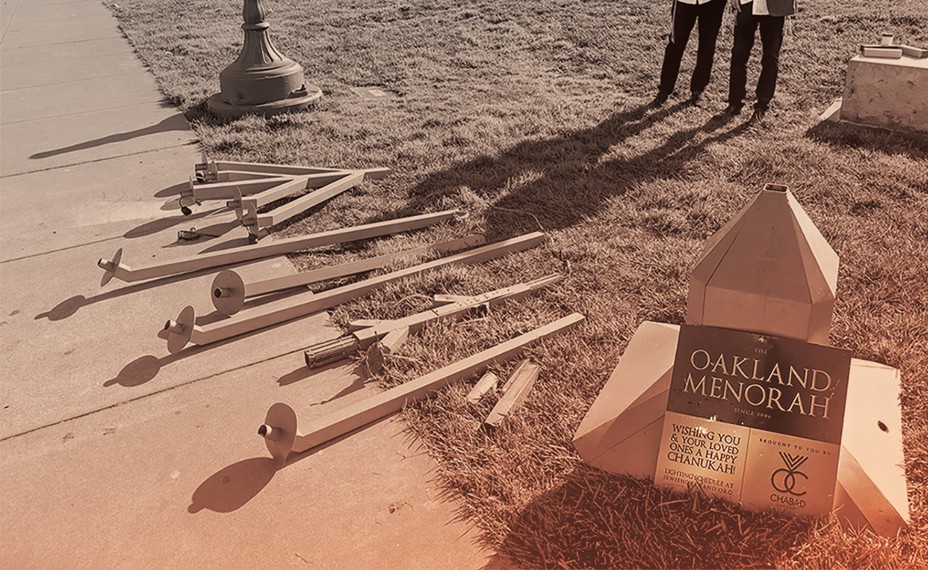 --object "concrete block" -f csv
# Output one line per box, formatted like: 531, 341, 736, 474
842, 55, 928, 132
